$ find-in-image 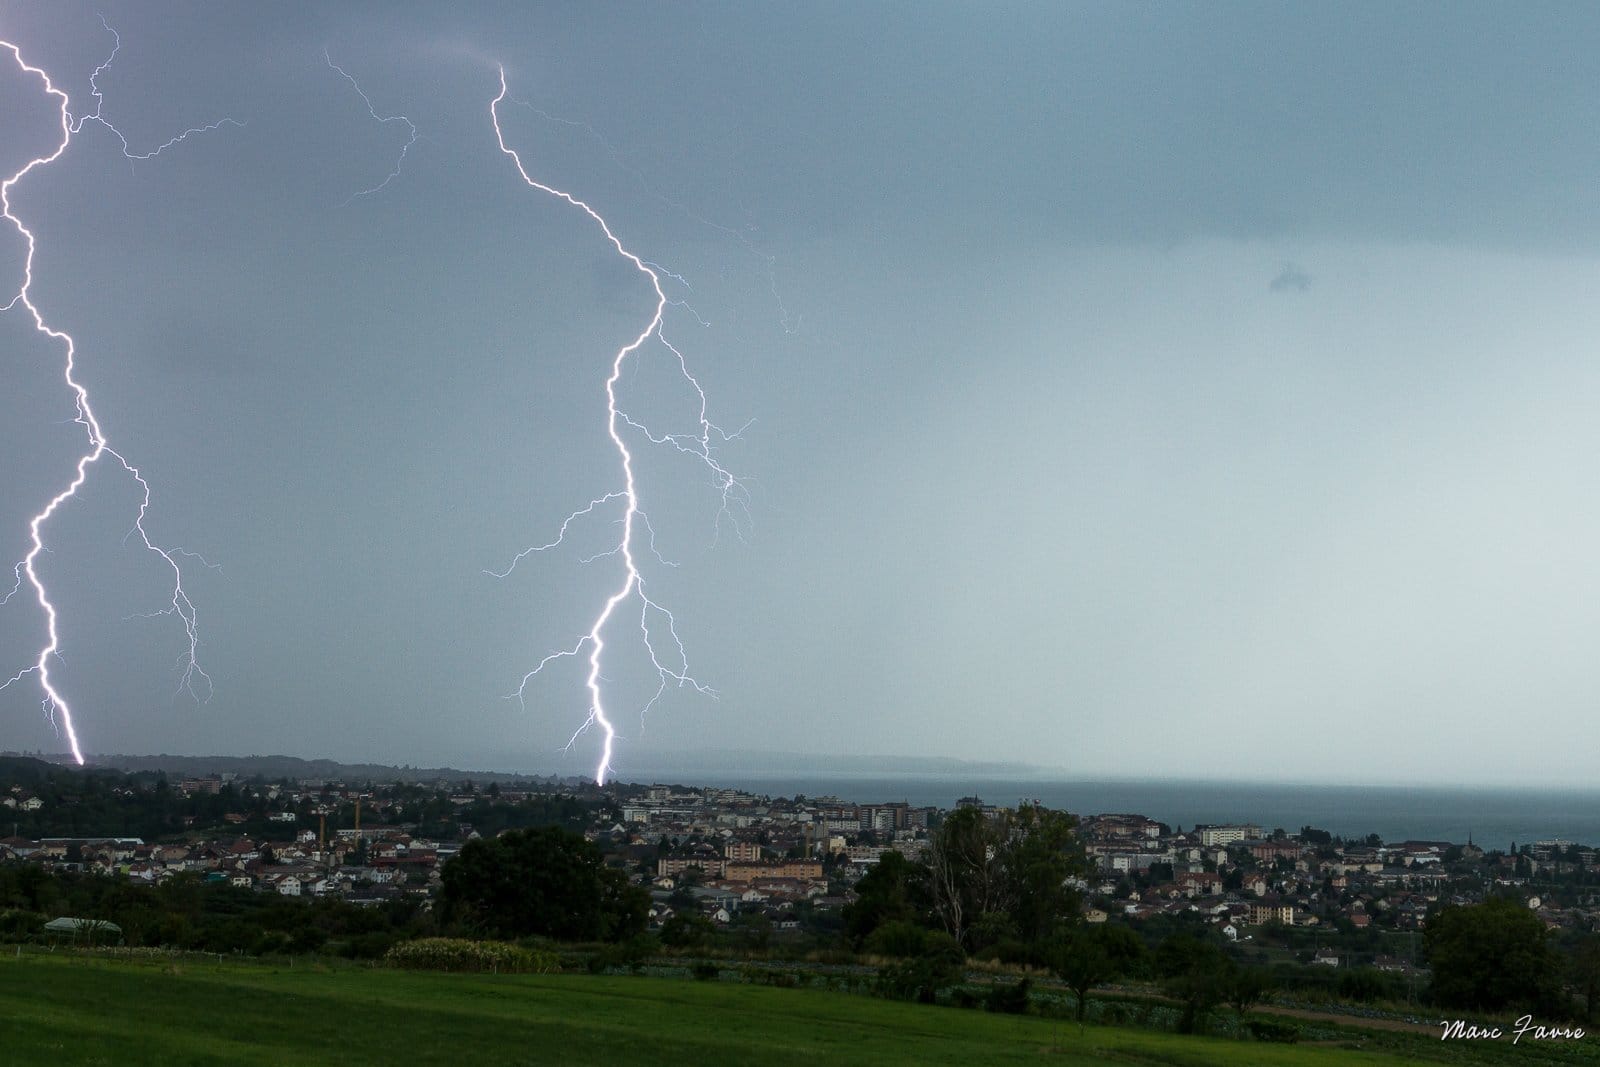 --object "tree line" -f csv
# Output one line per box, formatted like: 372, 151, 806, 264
845, 803, 1600, 1028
